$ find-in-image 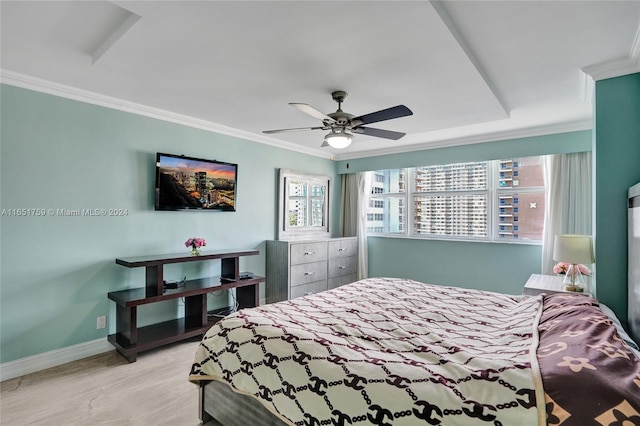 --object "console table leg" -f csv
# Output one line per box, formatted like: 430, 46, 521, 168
108, 305, 138, 362
236, 284, 259, 309
185, 294, 207, 328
